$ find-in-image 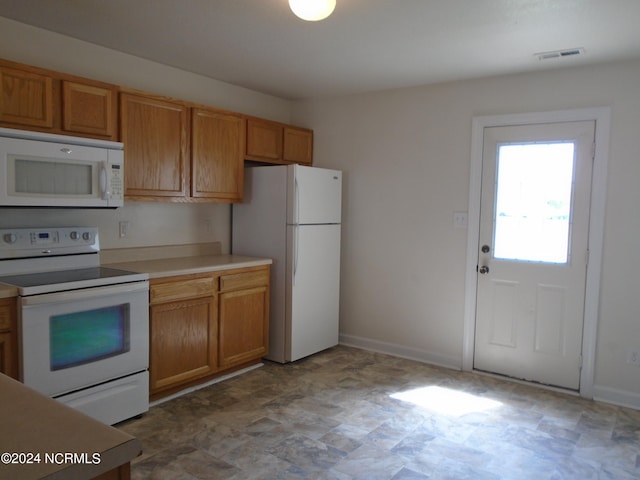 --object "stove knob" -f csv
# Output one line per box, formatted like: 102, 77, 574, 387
82, 232, 92, 241
3, 233, 17, 244
70, 231, 79, 240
